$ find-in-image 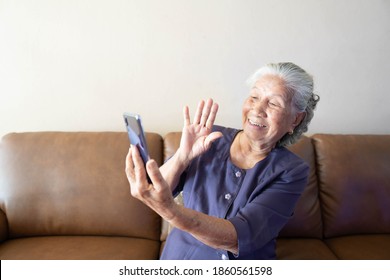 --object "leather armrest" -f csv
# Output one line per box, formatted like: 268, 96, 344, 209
0, 208, 8, 242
